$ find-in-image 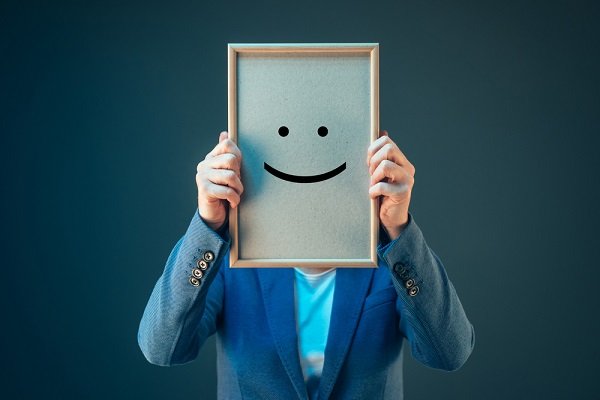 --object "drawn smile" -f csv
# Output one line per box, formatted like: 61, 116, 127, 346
264, 162, 346, 183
